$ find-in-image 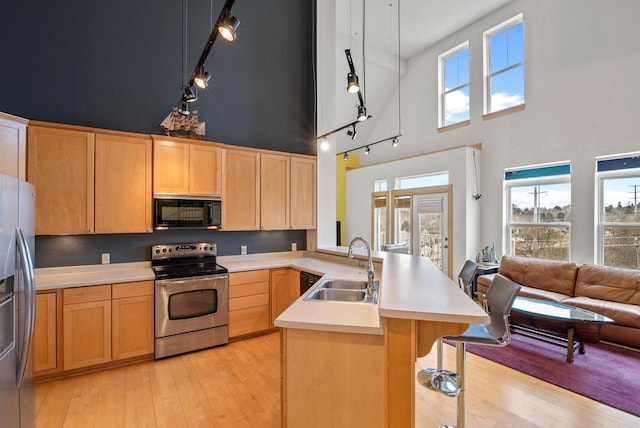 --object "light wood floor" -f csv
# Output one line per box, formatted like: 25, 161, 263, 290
36, 332, 639, 428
